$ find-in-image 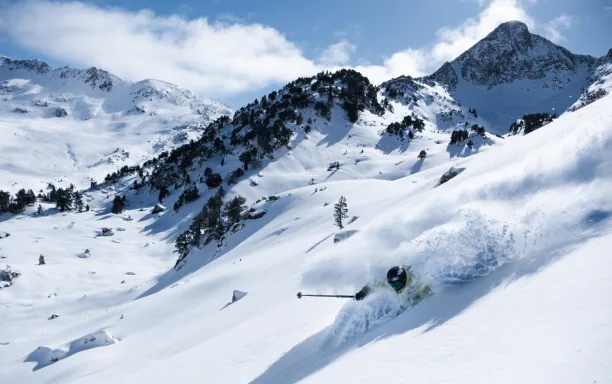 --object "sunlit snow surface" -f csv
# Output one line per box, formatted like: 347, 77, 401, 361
1, 88, 612, 382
